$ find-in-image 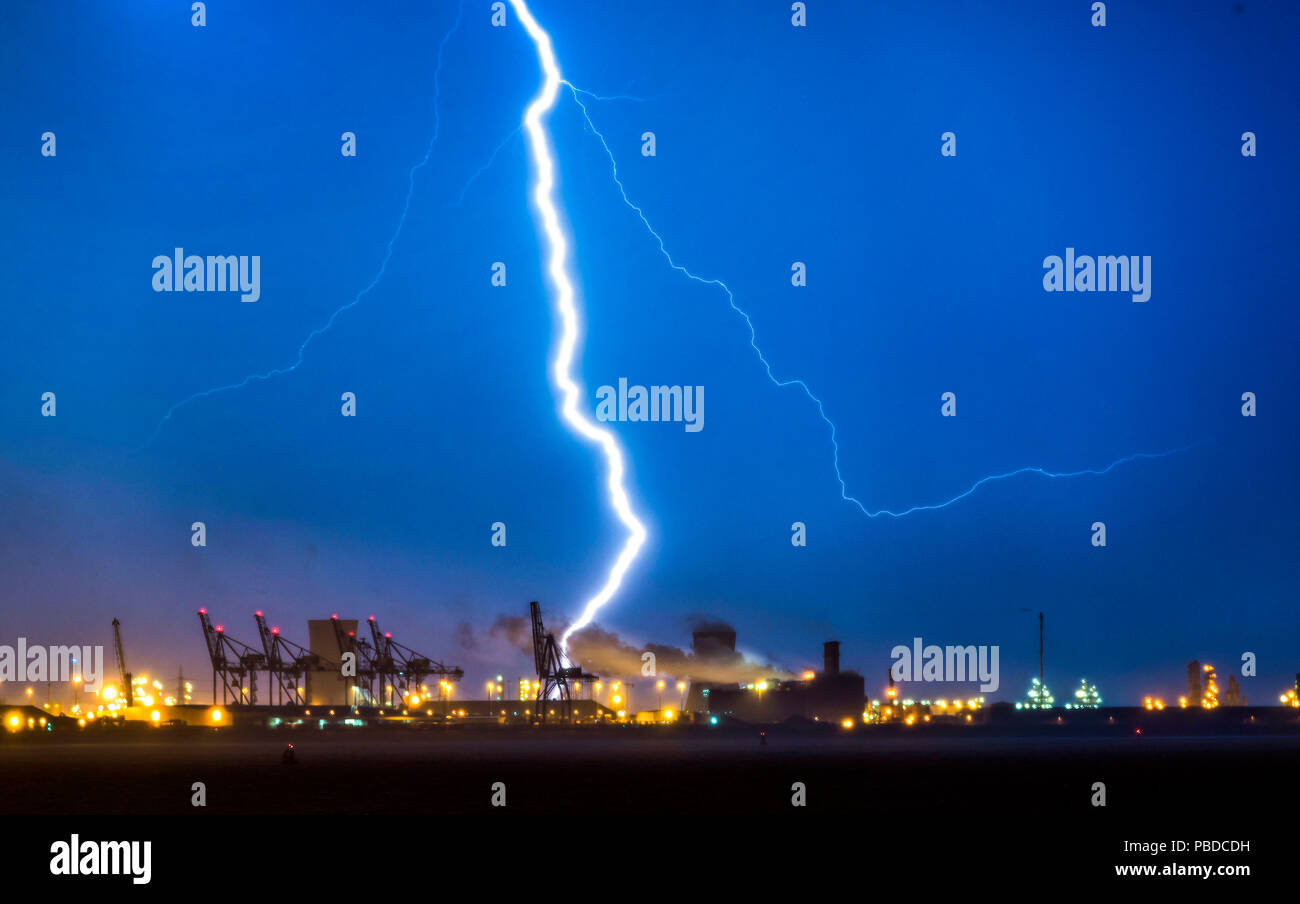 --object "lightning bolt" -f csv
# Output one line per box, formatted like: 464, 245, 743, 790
564, 85, 1198, 518
140, 0, 465, 449
509, 0, 647, 650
